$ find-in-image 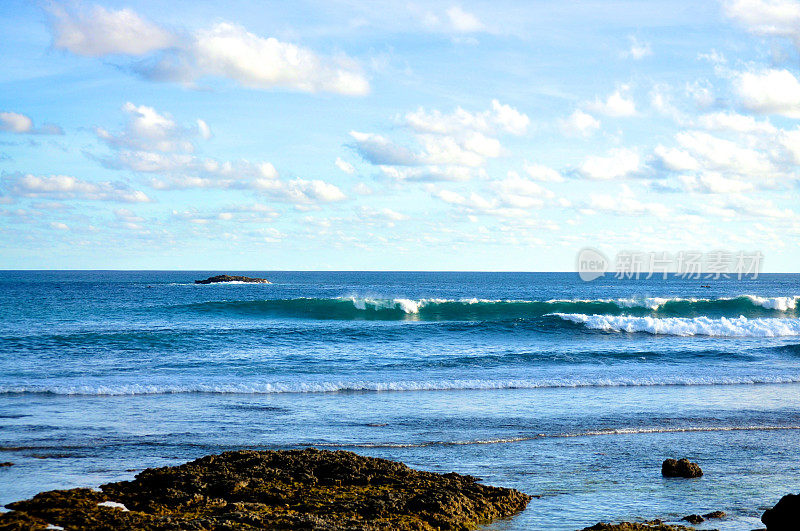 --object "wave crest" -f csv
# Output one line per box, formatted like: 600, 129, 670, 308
552, 313, 800, 337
